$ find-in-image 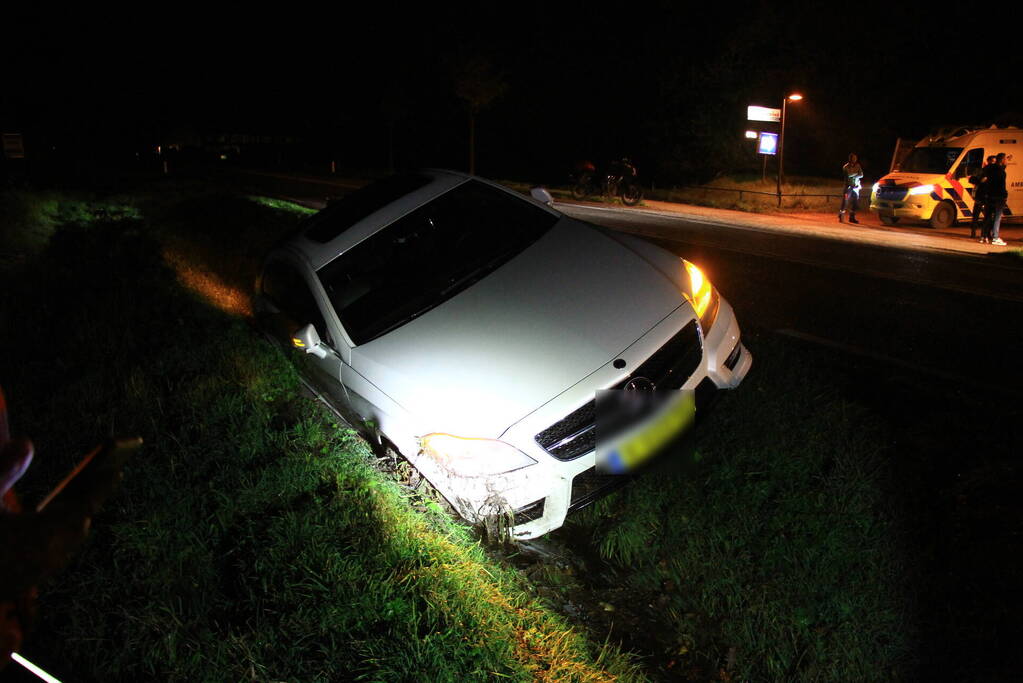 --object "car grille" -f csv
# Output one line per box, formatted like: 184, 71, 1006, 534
534, 320, 702, 461
876, 185, 908, 201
